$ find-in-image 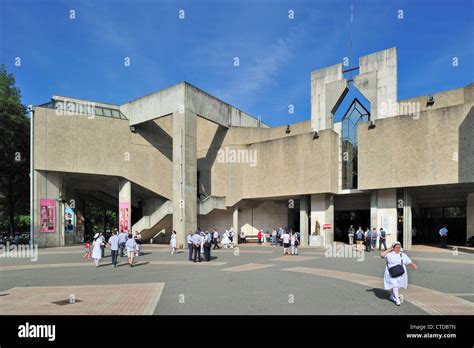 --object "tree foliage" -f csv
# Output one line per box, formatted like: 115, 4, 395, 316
0, 64, 30, 234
